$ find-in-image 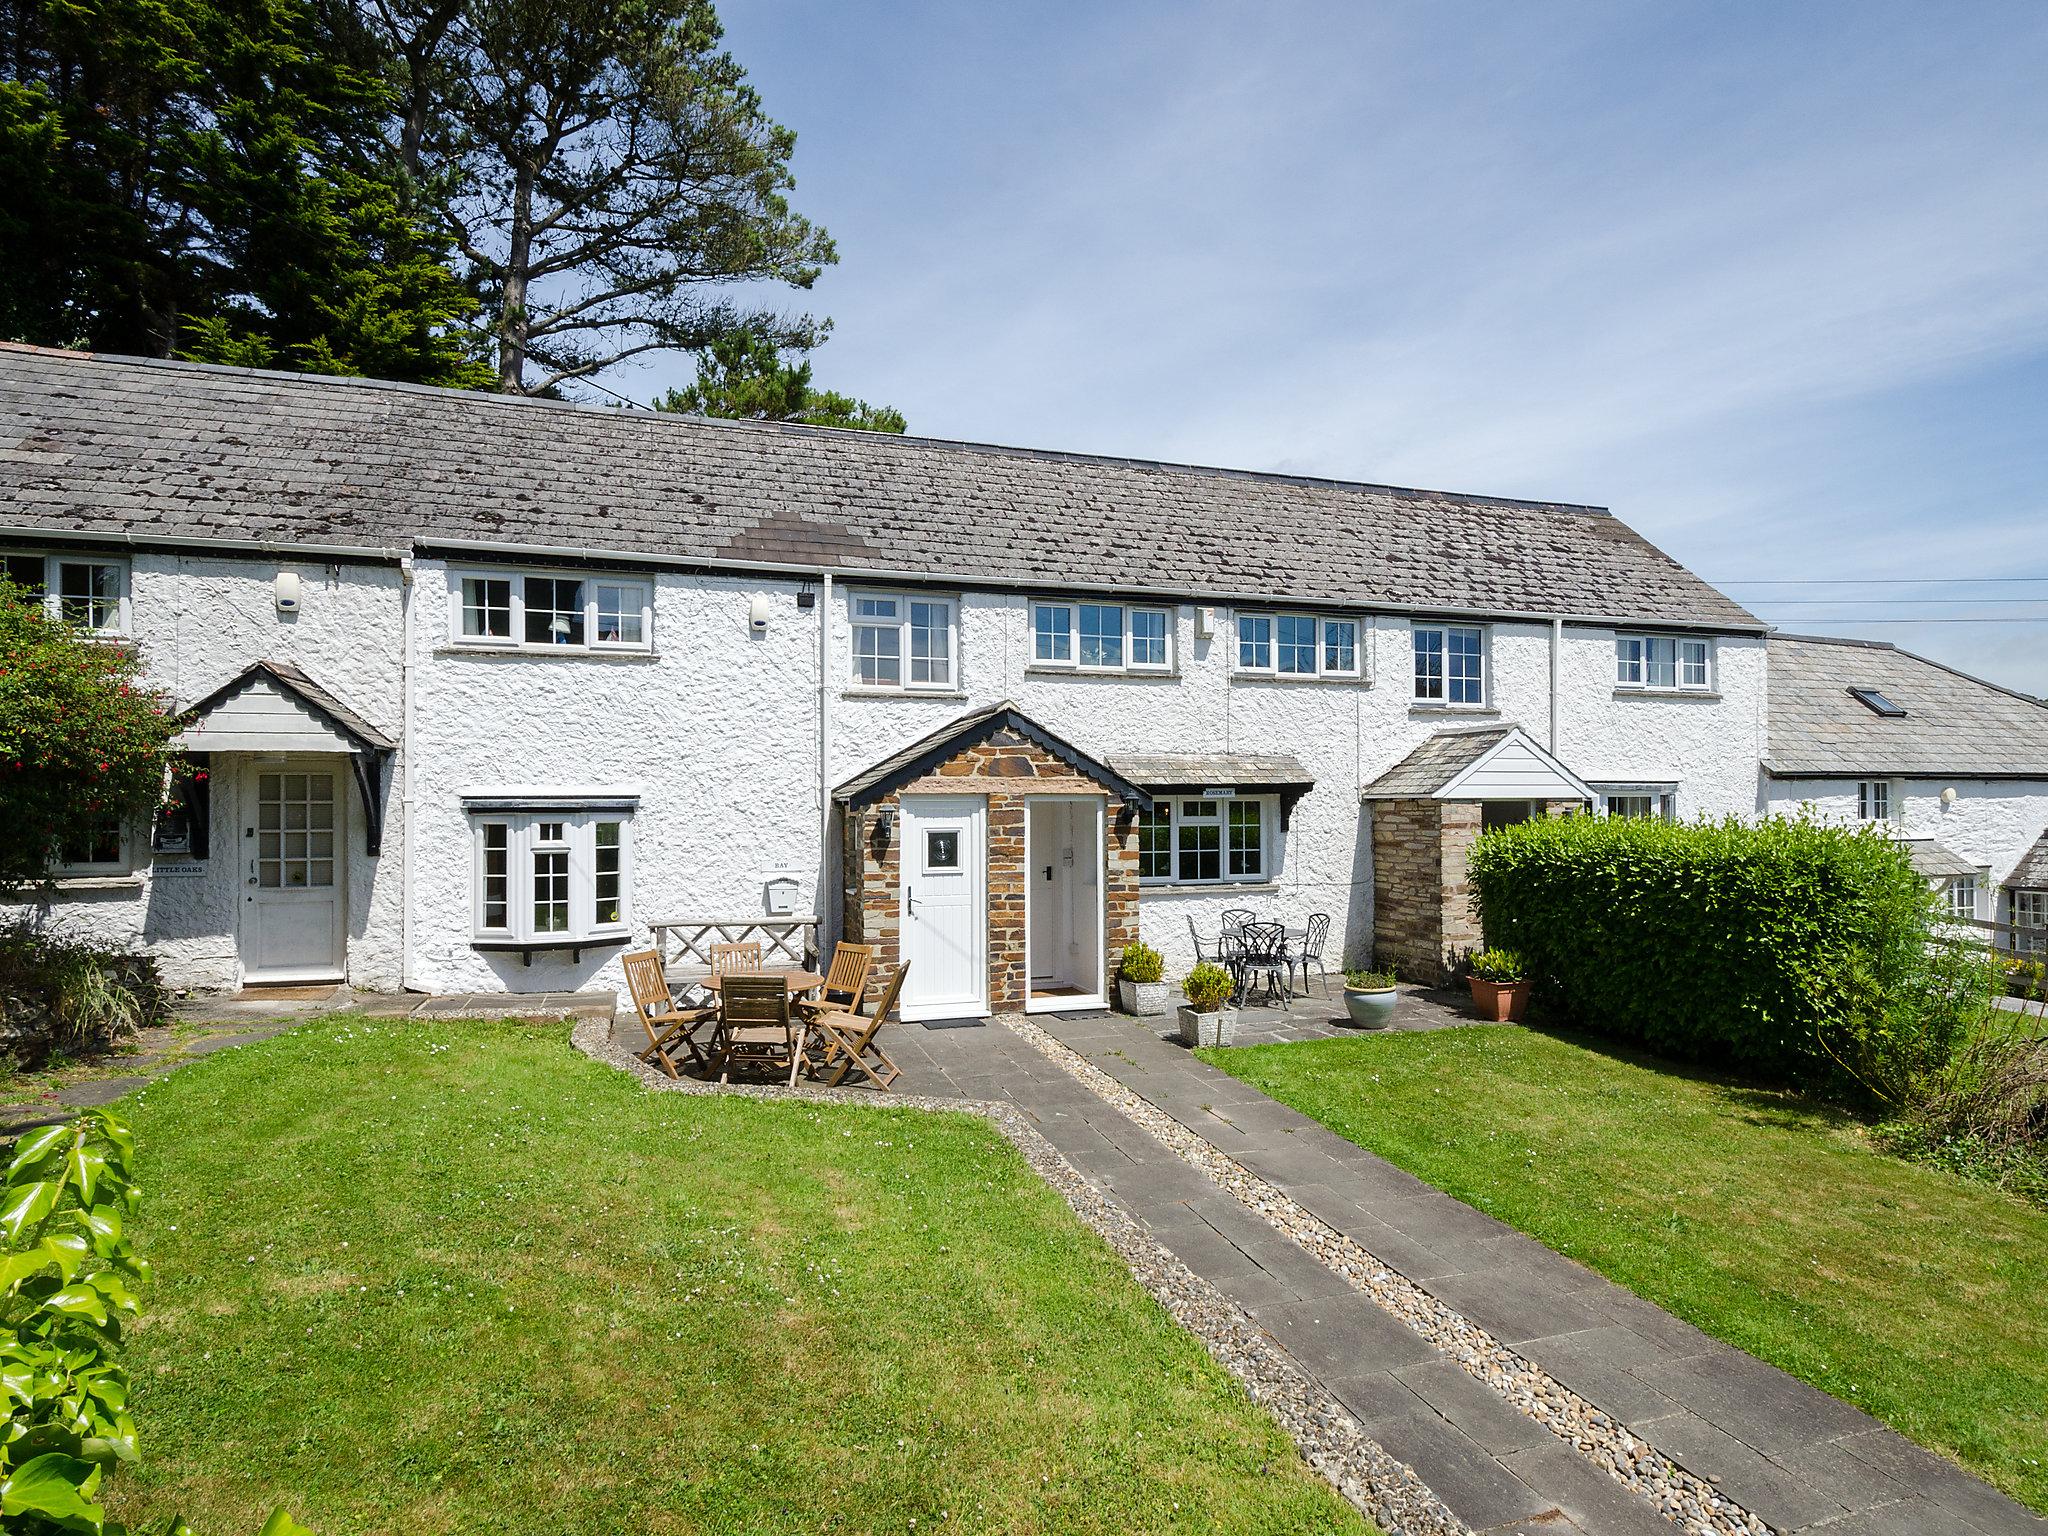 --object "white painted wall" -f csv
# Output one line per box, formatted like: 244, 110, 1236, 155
1759, 777, 2048, 895
2, 552, 406, 990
